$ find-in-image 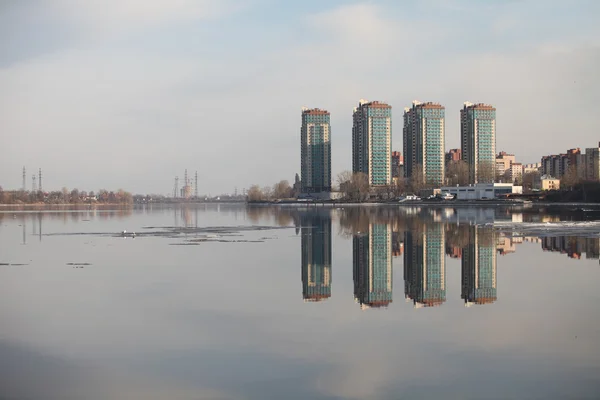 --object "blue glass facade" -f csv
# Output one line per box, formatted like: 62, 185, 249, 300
352, 101, 392, 186
461, 103, 496, 184
403, 102, 445, 186
301, 109, 331, 193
